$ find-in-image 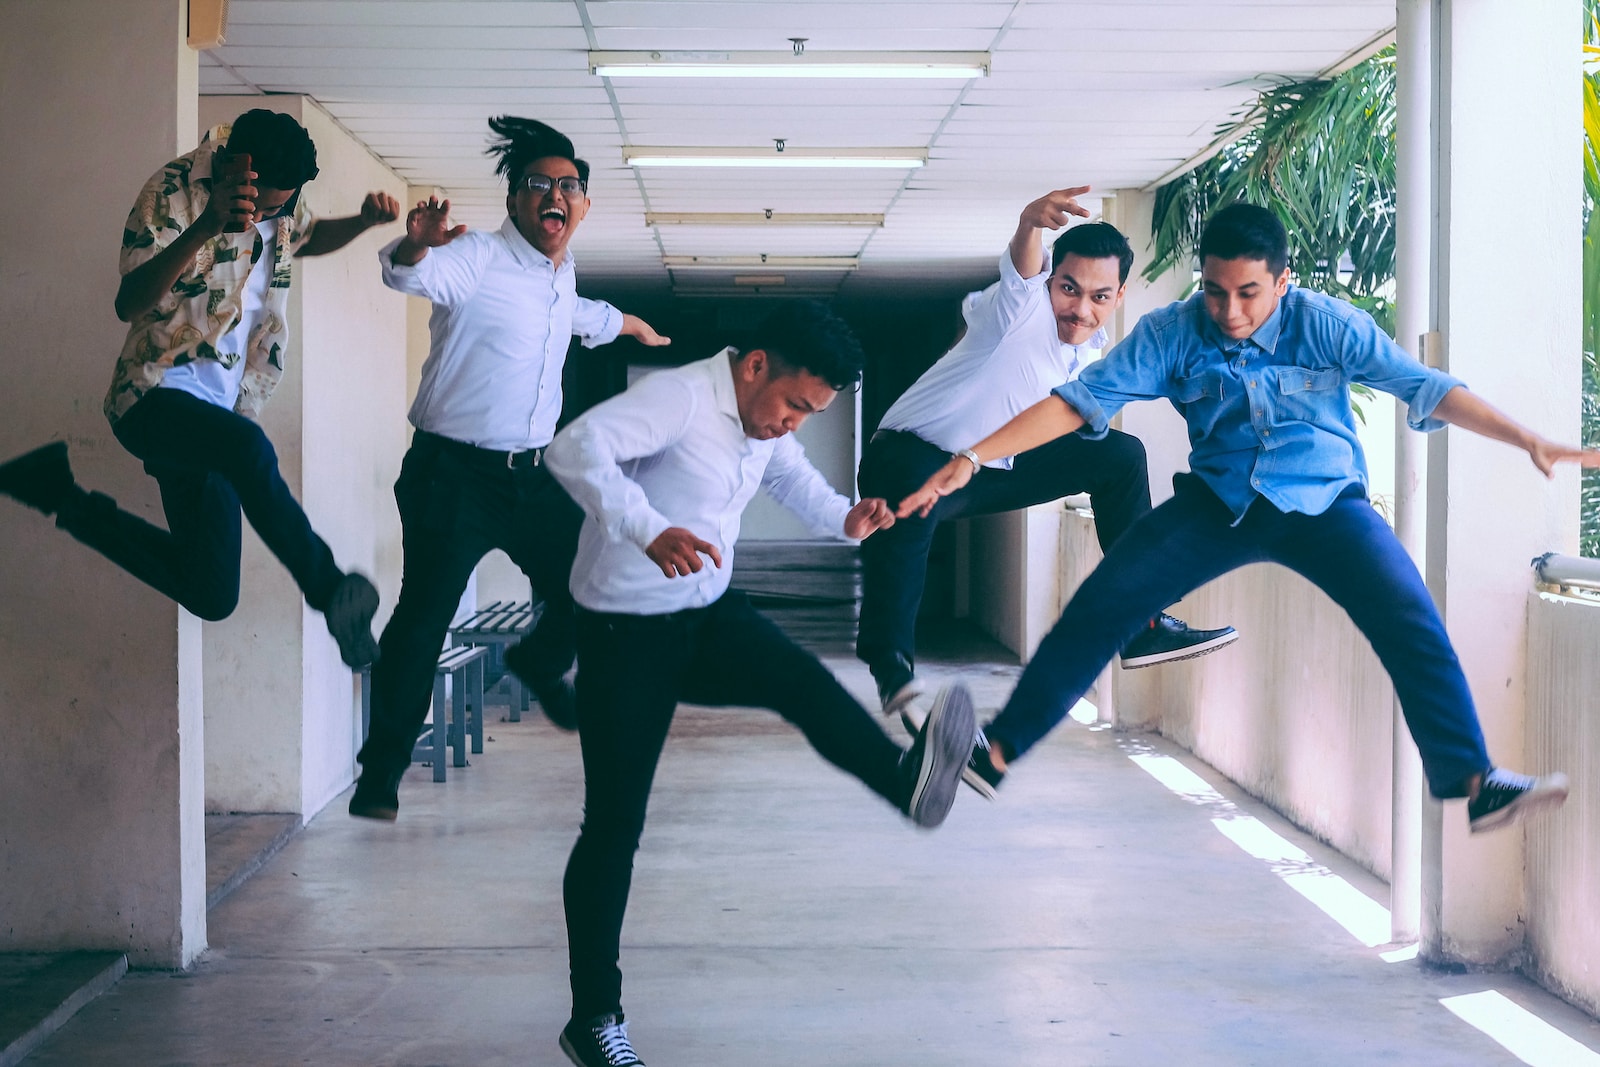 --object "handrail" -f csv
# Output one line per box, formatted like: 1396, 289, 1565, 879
1531, 552, 1600, 591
